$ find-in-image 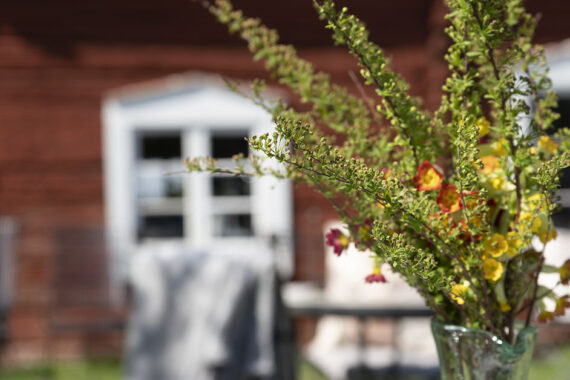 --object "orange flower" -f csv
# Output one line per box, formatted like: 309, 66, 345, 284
478, 155, 498, 174
413, 161, 443, 191
436, 184, 463, 213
